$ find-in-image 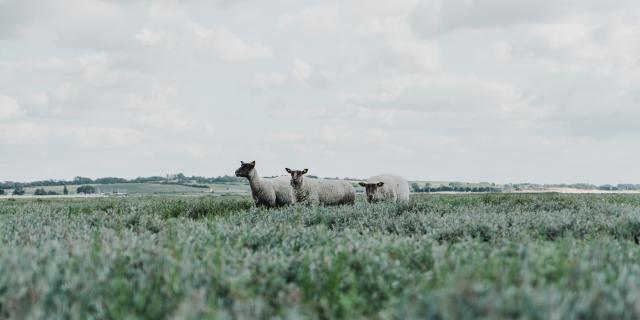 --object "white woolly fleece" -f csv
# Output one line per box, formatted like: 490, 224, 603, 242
245, 170, 295, 207
293, 177, 355, 206
363, 174, 410, 204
